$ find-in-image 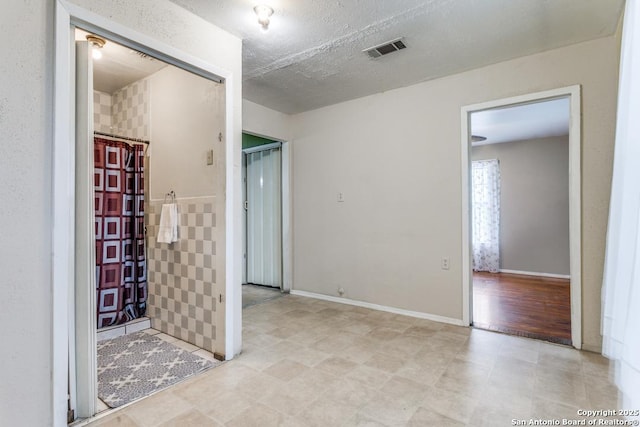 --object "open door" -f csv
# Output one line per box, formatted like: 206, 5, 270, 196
72, 40, 98, 420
